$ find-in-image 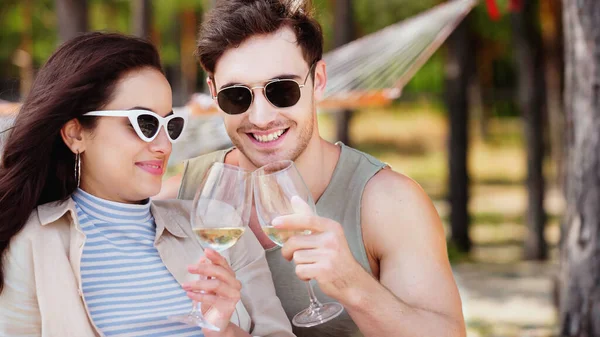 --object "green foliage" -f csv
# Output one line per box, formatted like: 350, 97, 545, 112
403, 51, 445, 94
470, 0, 513, 42
447, 240, 471, 263
0, 0, 523, 116
0, 0, 56, 74
89, 0, 131, 33
353, 0, 440, 35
